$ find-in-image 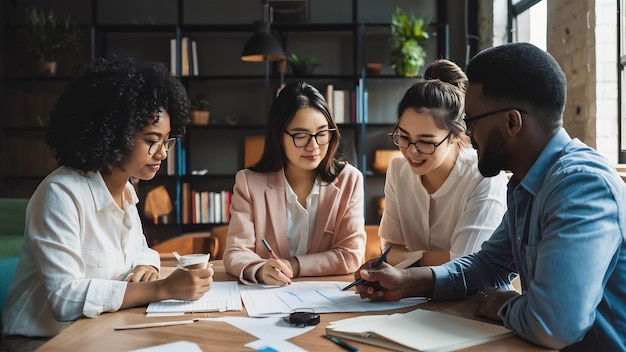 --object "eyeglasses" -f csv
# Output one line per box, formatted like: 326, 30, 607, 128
388, 132, 451, 155
283, 309, 320, 328
148, 138, 177, 155
463, 108, 528, 125
284, 129, 336, 148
